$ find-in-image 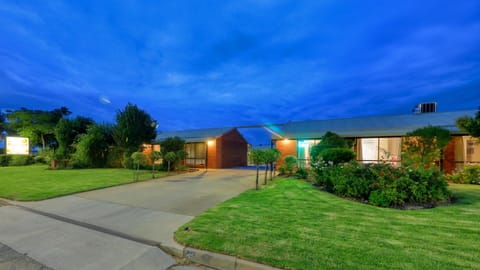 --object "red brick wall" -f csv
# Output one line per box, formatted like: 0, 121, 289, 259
218, 129, 248, 168
207, 140, 217, 169
443, 138, 456, 173
275, 139, 297, 166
